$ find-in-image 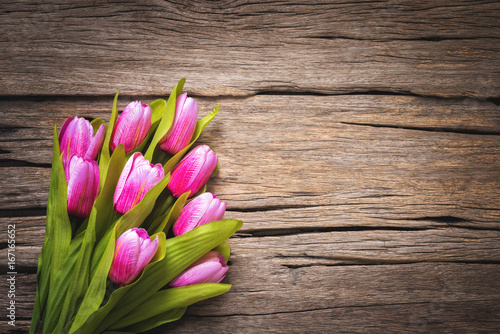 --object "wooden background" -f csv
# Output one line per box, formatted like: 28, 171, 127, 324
1, 0, 499, 332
